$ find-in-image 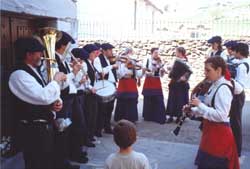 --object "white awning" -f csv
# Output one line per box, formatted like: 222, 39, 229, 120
1, 0, 77, 20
